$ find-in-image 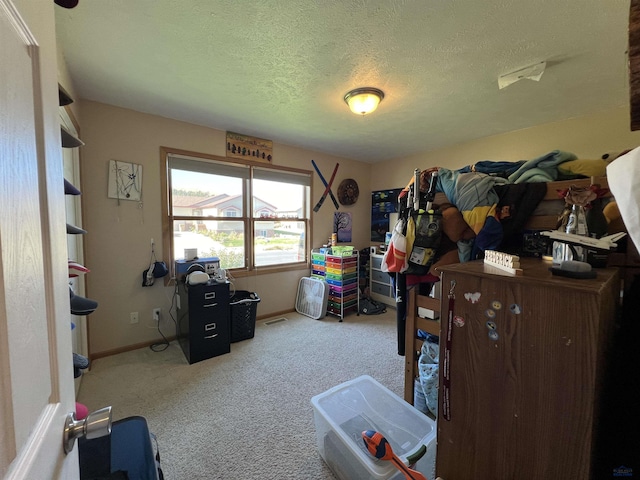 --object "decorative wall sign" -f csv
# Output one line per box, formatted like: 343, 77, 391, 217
337, 178, 359, 205
226, 131, 273, 163
108, 160, 142, 201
